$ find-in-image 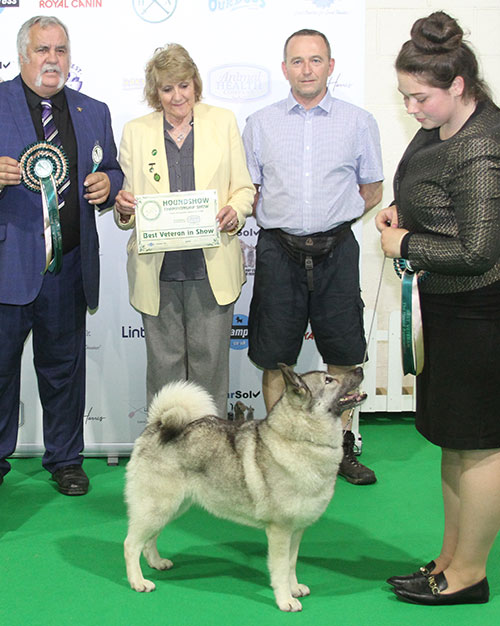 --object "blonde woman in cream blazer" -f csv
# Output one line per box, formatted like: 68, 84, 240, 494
115, 44, 254, 417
